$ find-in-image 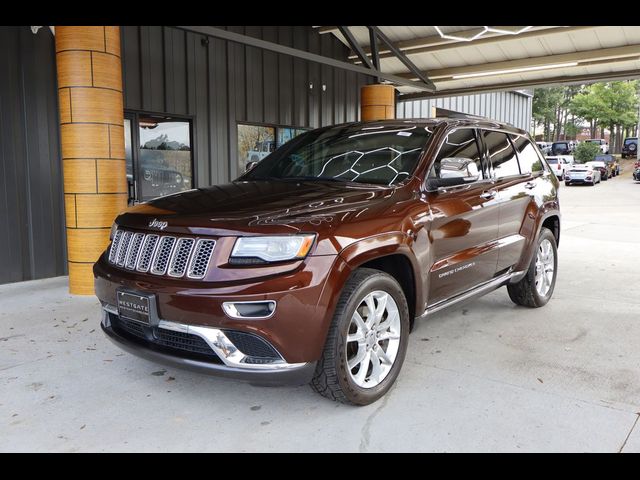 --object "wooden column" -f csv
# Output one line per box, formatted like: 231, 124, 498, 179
55, 26, 127, 295
361, 84, 396, 121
